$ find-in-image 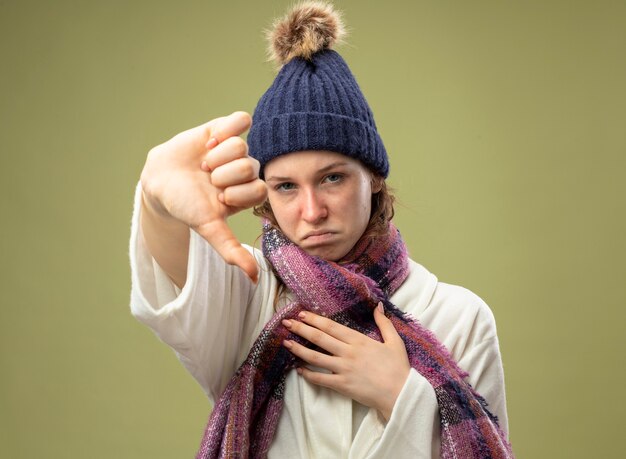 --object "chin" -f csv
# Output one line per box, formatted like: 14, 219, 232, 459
304, 246, 346, 262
